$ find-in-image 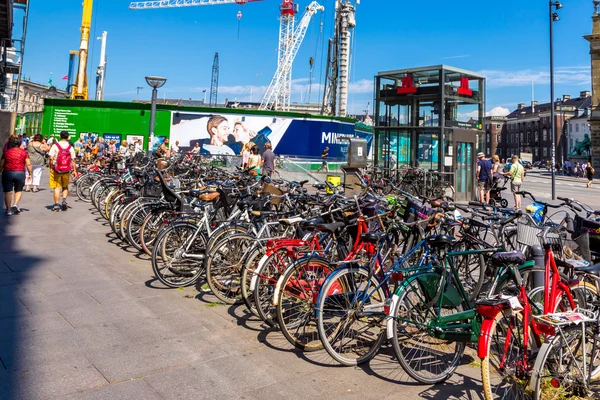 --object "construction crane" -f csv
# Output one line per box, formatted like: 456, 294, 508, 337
95, 31, 108, 101
322, 0, 356, 117
72, 0, 94, 100
210, 52, 219, 106
260, 1, 323, 111
129, 0, 262, 10
129, 0, 322, 112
